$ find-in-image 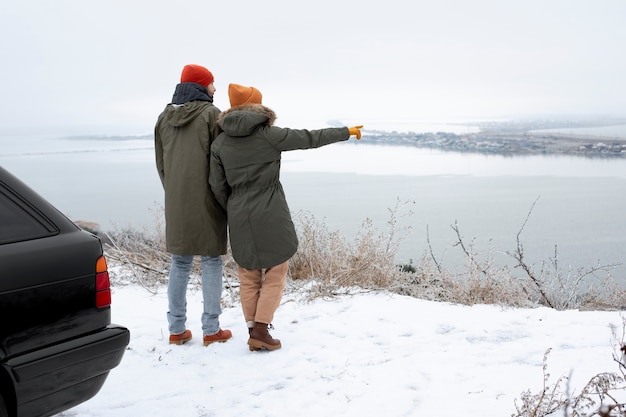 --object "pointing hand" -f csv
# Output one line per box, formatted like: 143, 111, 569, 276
348, 125, 364, 140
